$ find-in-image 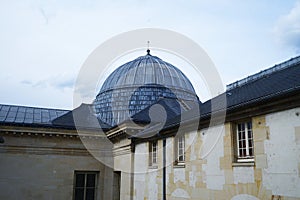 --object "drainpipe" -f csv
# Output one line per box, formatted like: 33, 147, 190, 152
163, 138, 166, 200
0, 136, 4, 143
130, 140, 135, 200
